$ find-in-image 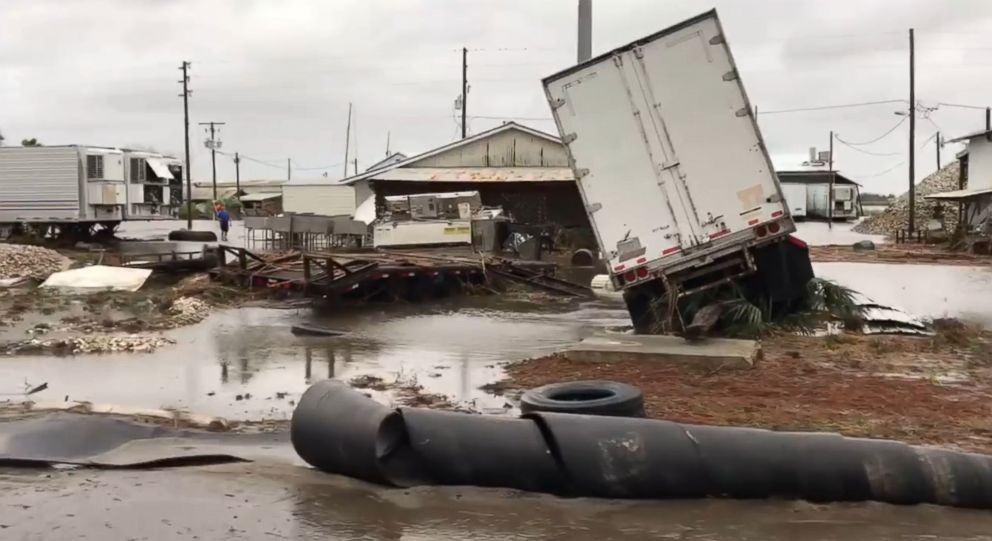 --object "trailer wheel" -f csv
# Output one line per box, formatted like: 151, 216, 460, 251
520, 380, 644, 417
622, 280, 670, 334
